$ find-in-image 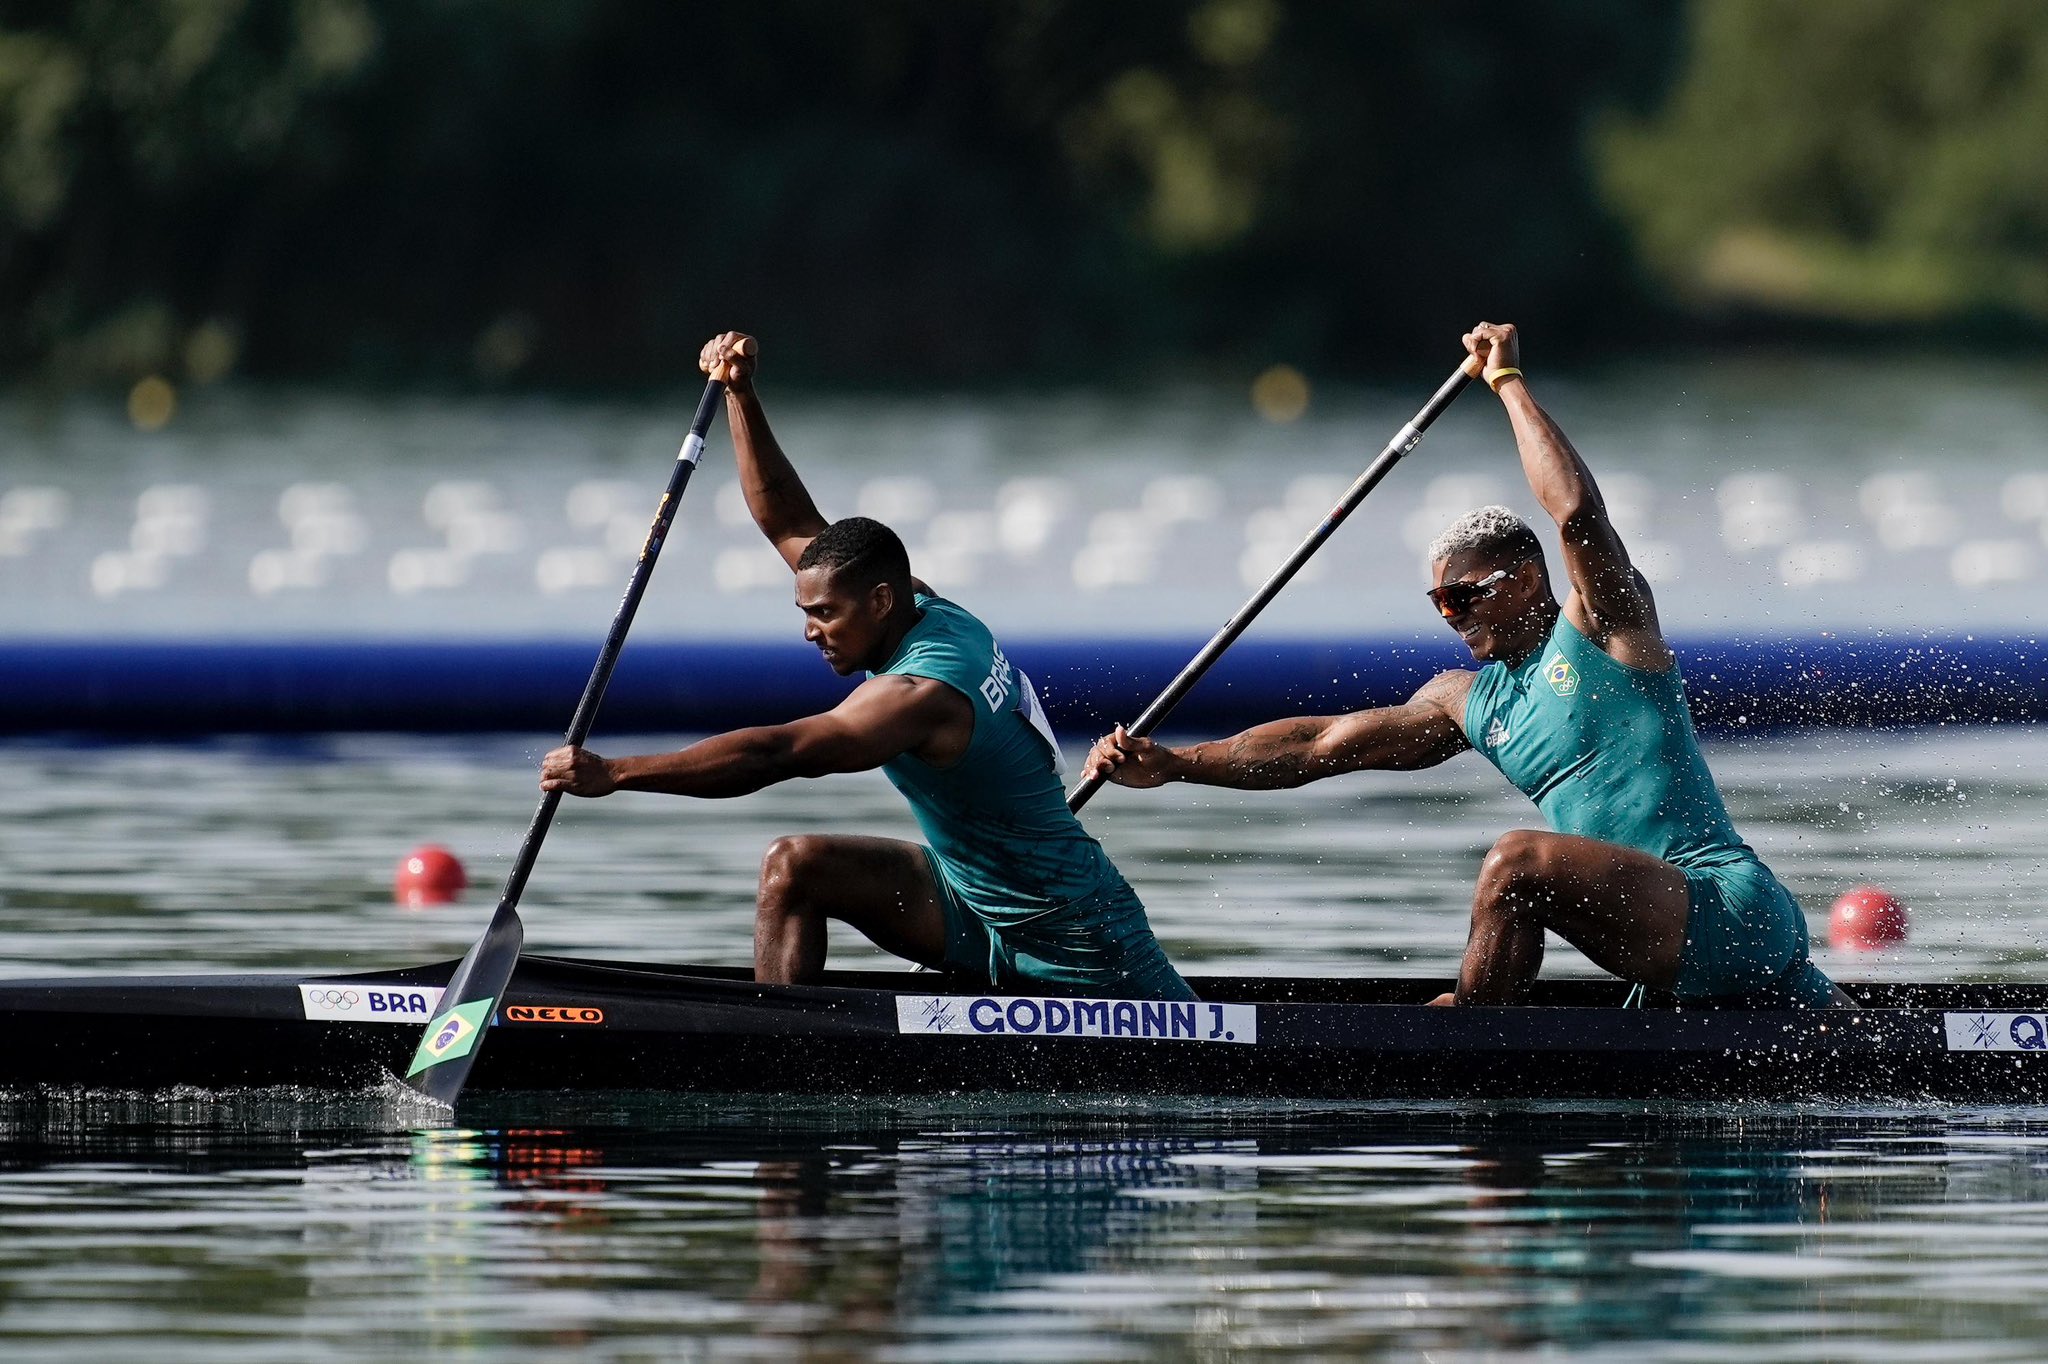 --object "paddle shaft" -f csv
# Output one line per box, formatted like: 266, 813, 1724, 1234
406, 378, 726, 1104
1066, 358, 1481, 813
499, 380, 726, 906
